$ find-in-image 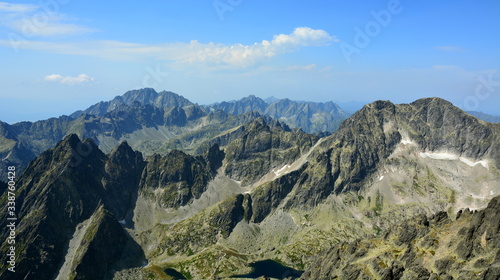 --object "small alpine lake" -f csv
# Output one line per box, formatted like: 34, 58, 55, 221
230, 259, 303, 279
